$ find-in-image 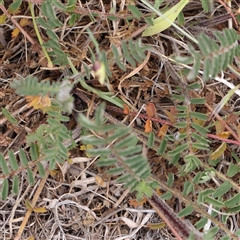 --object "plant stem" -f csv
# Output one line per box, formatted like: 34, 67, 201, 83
152, 180, 238, 239
147, 192, 203, 240
29, 2, 53, 68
